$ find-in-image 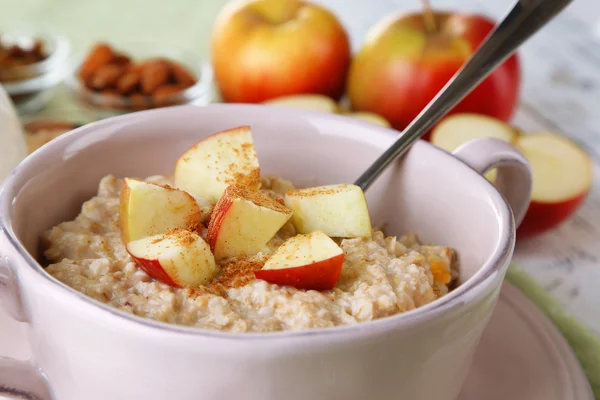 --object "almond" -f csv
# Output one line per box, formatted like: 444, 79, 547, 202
89, 64, 125, 90
78, 43, 115, 81
152, 84, 187, 107
140, 61, 170, 94
116, 71, 141, 94
112, 53, 131, 66
168, 61, 197, 87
